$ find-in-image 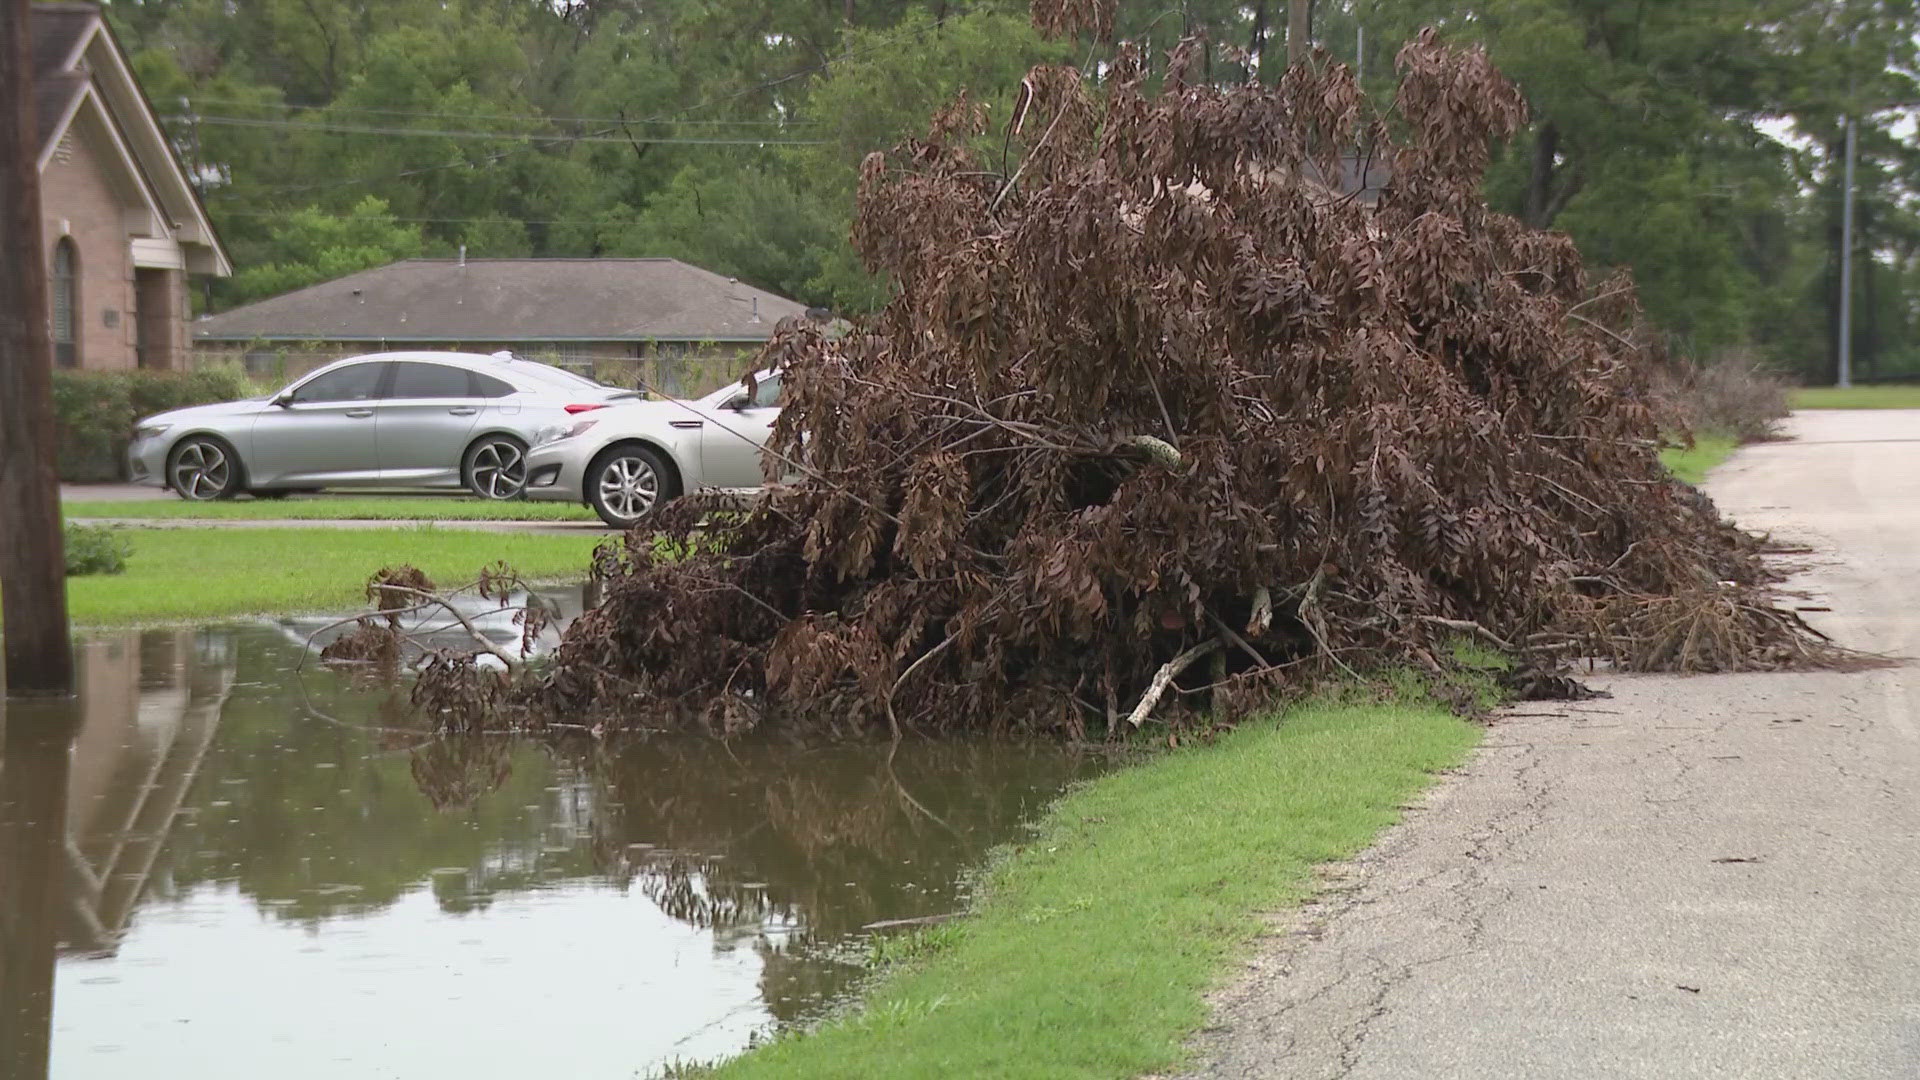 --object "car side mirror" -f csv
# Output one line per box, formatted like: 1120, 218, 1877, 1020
724, 395, 749, 411
272, 394, 293, 408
